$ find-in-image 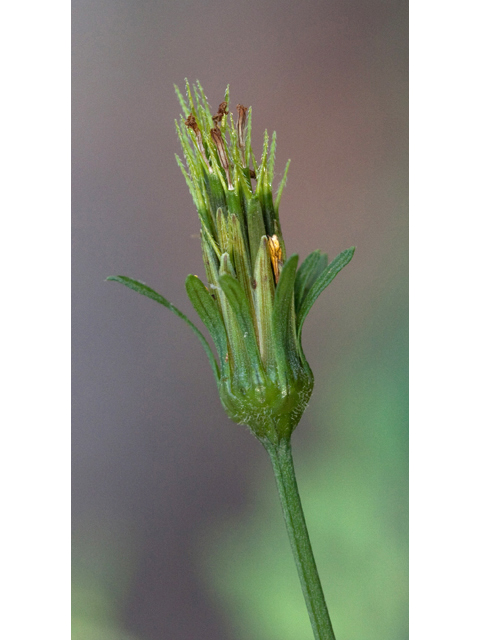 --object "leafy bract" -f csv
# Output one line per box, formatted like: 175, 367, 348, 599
272, 254, 299, 383
185, 274, 228, 377
106, 275, 220, 380
294, 250, 329, 315
218, 273, 265, 385
296, 247, 355, 340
